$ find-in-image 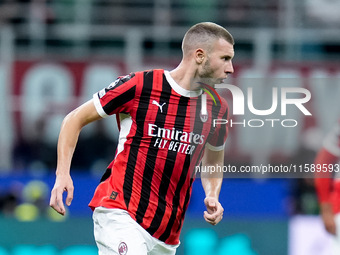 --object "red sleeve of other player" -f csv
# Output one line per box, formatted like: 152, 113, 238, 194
314, 148, 338, 204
